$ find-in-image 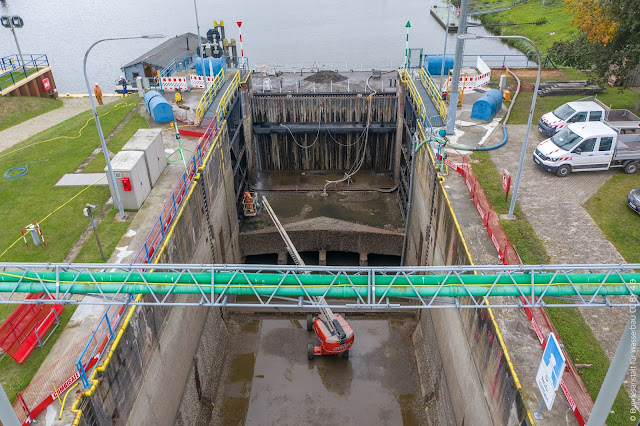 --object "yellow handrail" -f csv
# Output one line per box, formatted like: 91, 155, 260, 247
420, 67, 448, 122
215, 70, 241, 121
400, 69, 428, 129
195, 68, 226, 124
